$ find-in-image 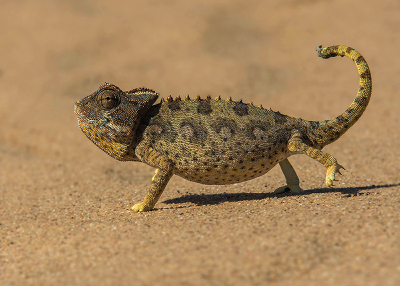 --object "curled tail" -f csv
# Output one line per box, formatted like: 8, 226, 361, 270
312, 45, 372, 147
